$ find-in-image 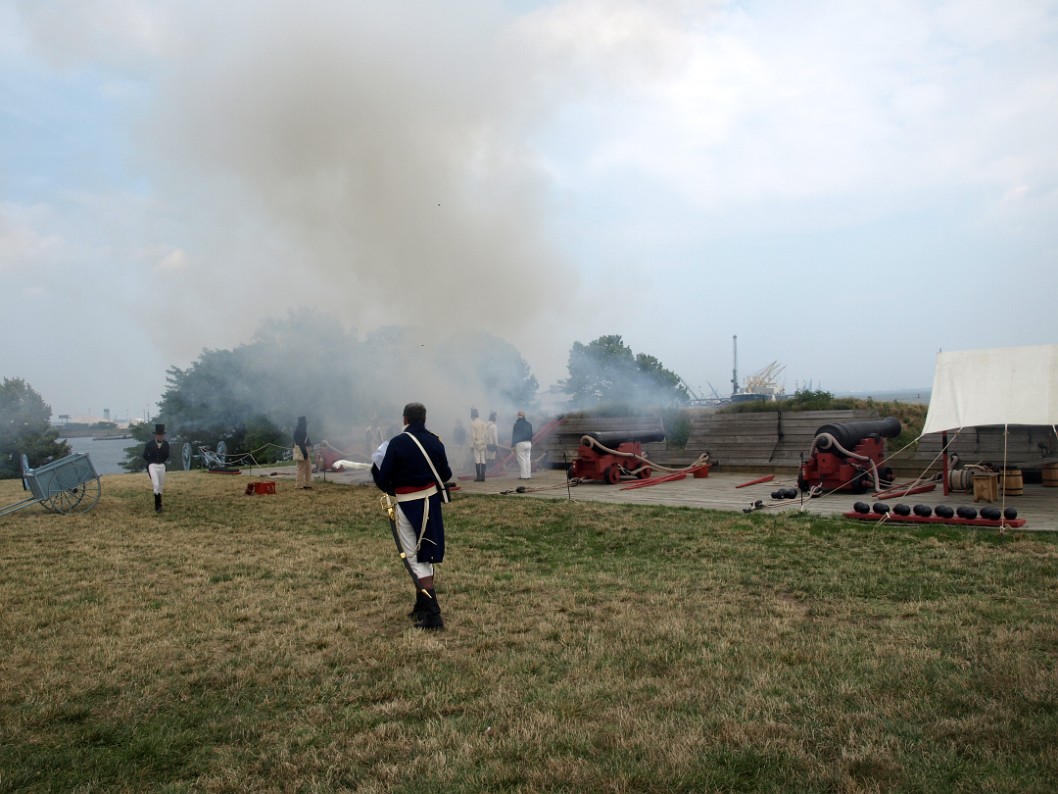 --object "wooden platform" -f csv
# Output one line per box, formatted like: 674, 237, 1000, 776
452, 468, 1058, 533
264, 460, 1058, 532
